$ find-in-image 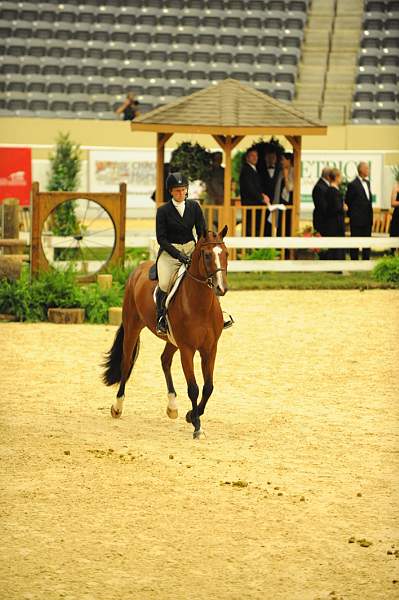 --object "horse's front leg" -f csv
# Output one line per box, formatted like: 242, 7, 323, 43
198, 344, 217, 418
161, 342, 178, 419
180, 346, 202, 439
